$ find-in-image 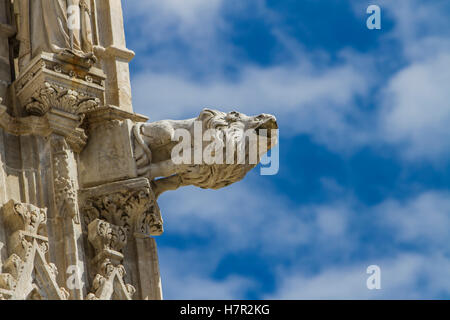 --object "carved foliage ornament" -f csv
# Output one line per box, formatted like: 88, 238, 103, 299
26, 82, 100, 117
86, 219, 135, 300
80, 179, 162, 300
3, 201, 47, 235
88, 219, 127, 254
51, 137, 80, 223
82, 183, 163, 237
